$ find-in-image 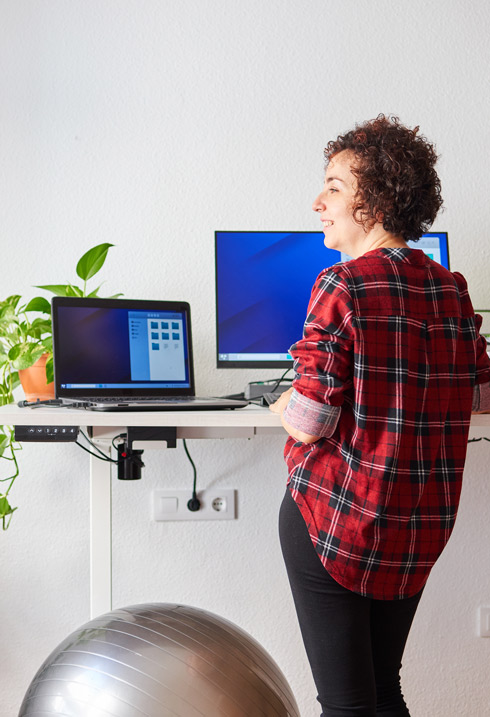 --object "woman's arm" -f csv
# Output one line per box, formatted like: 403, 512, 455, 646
269, 388, 321, 443
270, 268, 353, 444
472, 381, 490, 413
